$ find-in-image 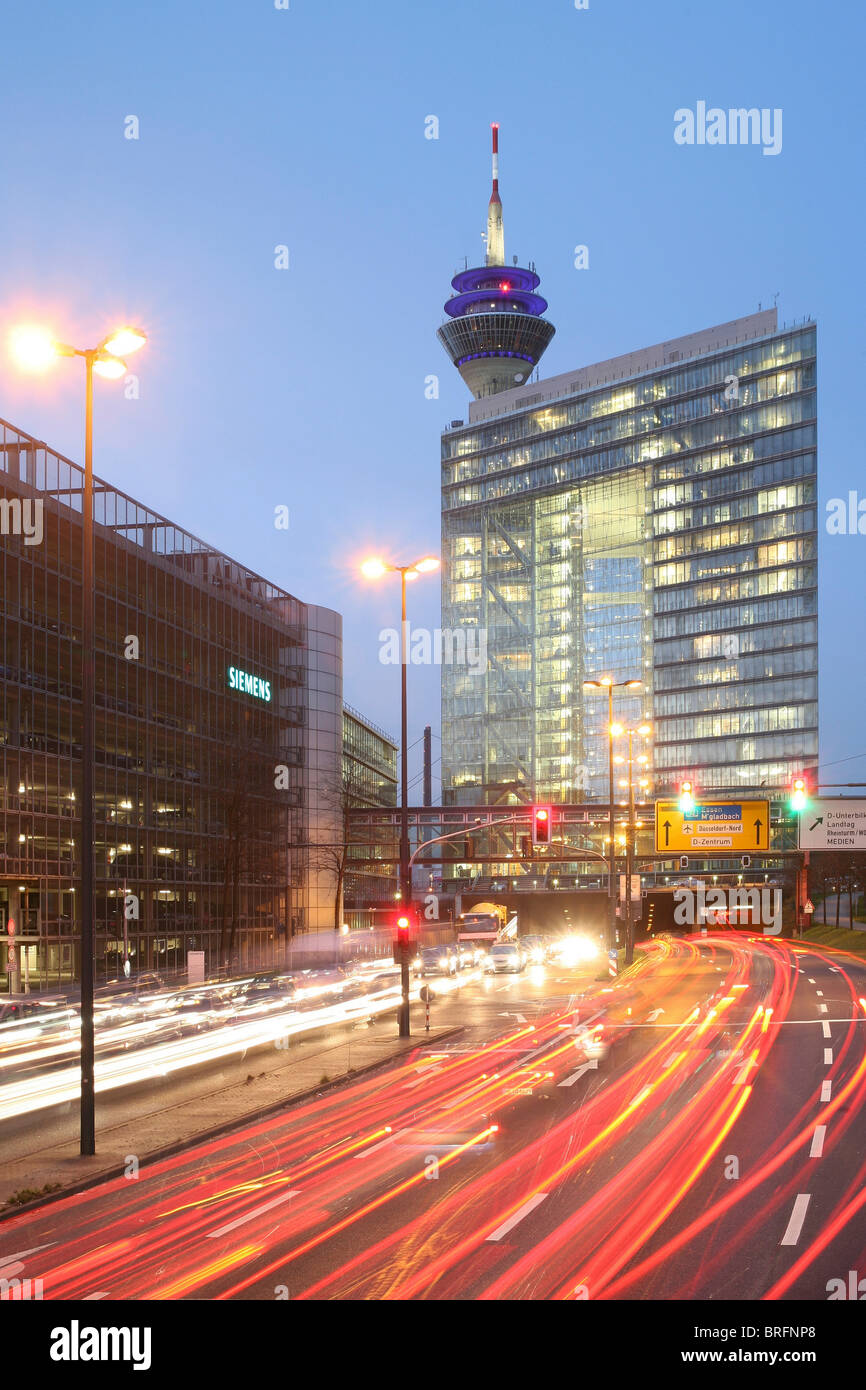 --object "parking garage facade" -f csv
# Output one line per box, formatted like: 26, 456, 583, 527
1, 416, 342, 992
